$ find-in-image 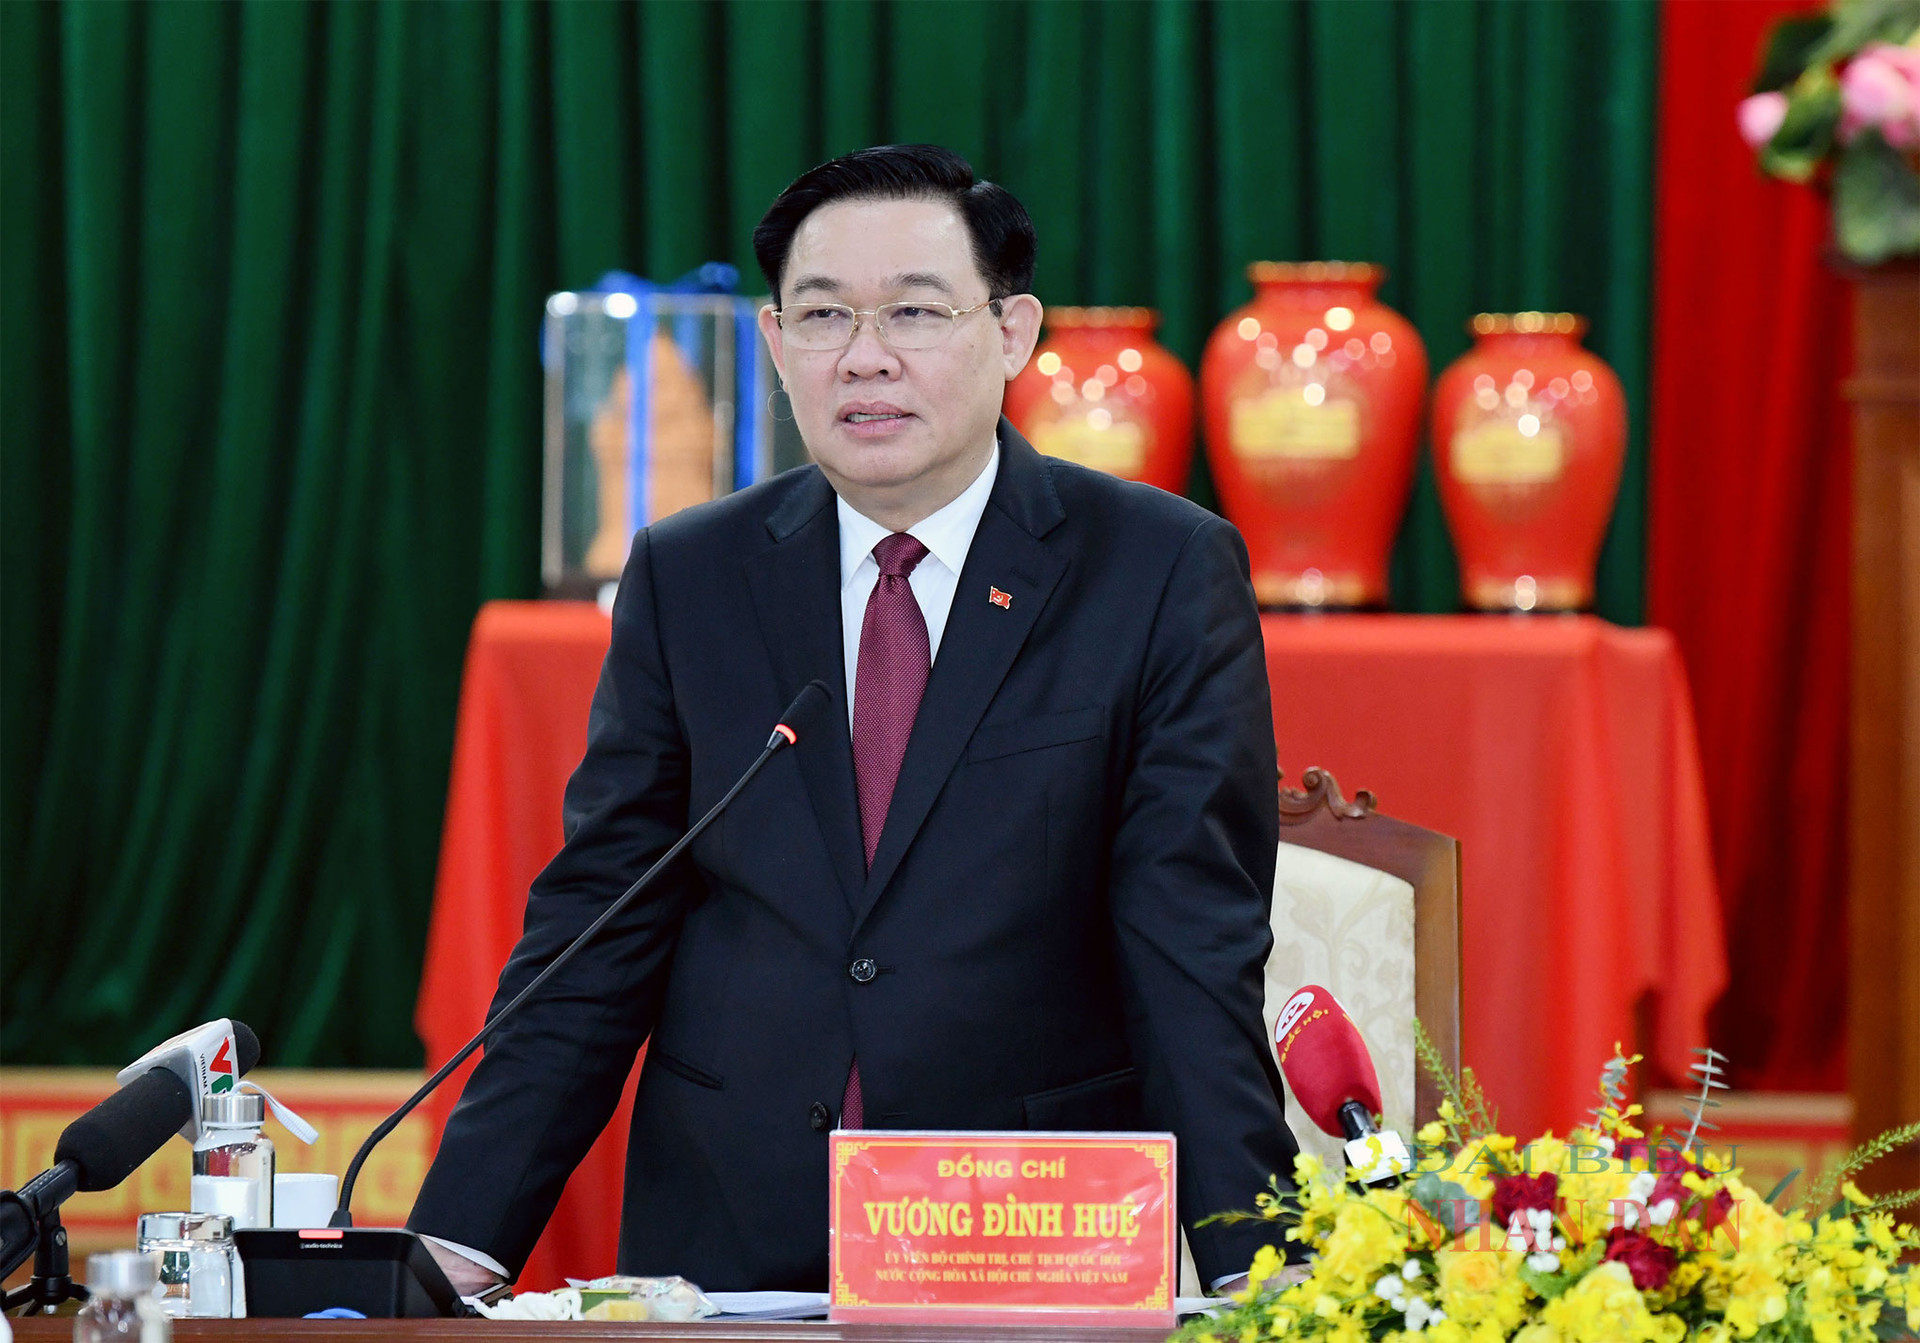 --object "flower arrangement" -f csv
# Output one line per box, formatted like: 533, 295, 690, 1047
1183, 1033, 1920, 1342
1738, 0, 1920, 264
